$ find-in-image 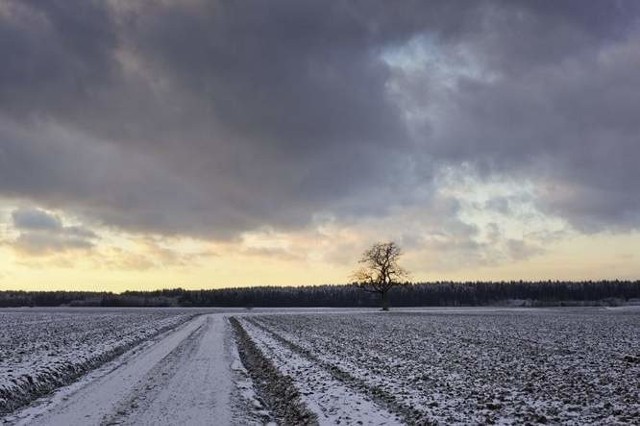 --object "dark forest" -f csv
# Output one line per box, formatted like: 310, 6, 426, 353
1, 281, 638, 308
